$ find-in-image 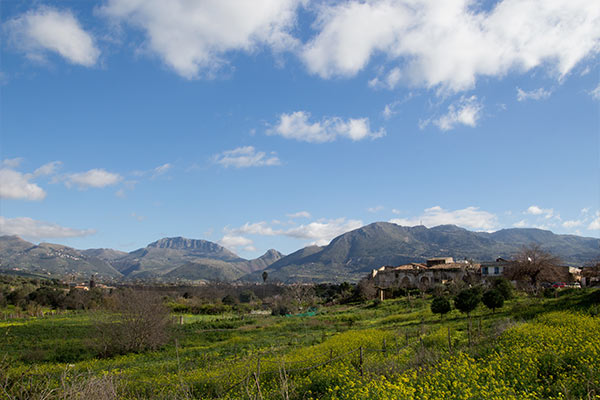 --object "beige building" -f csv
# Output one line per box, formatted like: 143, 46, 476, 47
369, 257, 479, 290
